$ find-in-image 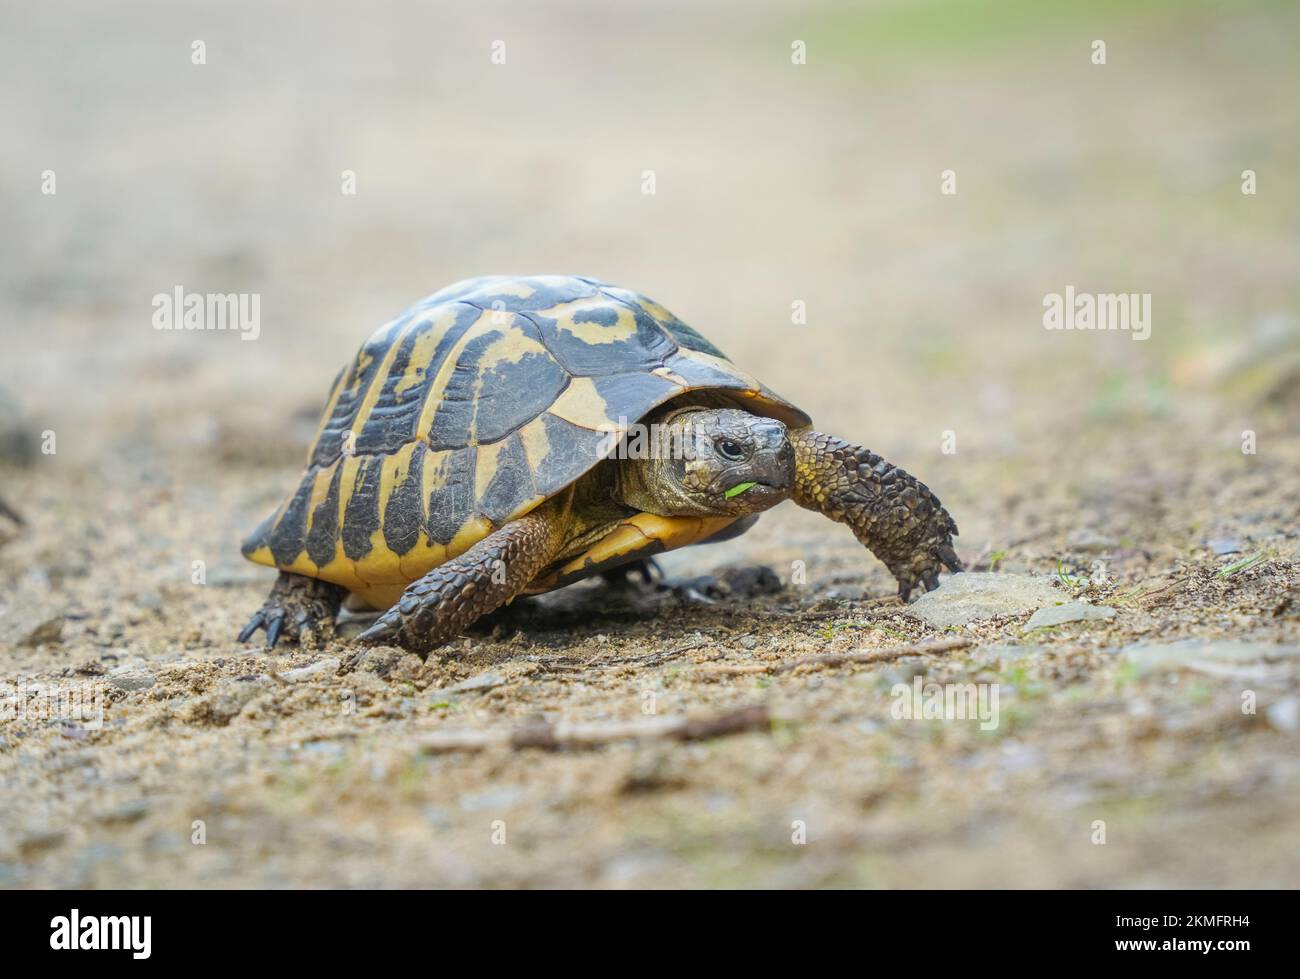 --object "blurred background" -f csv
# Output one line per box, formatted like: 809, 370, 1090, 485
1, 0, 1298, 887
4, 0, 1296, 475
